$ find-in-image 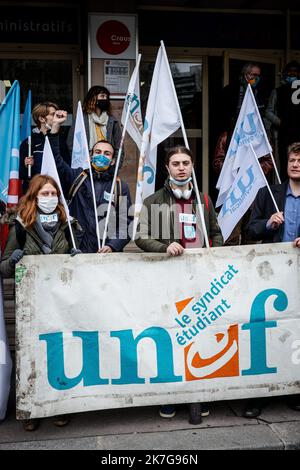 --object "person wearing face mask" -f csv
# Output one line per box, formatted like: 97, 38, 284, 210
135, 146, 222, 255
50, 110, 132, 254
265, 61, 300, 180
0, 174, 81, 431
218, 62, 268, 137
135, 147, 222, 424
19, 102, 71, 193
66, 86, 123, 166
